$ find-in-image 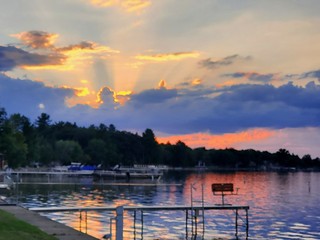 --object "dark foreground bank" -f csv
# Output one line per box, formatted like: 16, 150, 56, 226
0, 202, 98, 240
